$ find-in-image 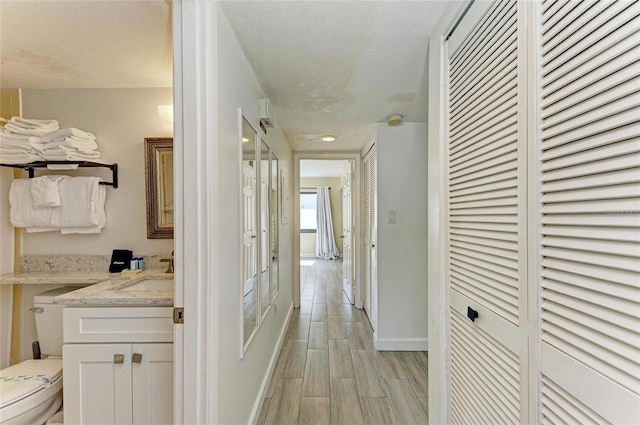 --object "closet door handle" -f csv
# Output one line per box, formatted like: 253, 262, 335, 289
114, 354, 125, 364
467, 307, 479, 322
132, 353, 143, 364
